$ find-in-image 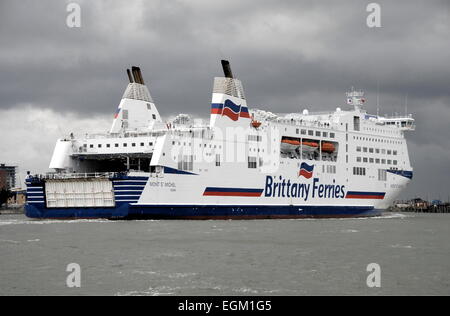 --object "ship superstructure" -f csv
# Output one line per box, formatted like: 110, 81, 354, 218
25, 61, 415, 219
